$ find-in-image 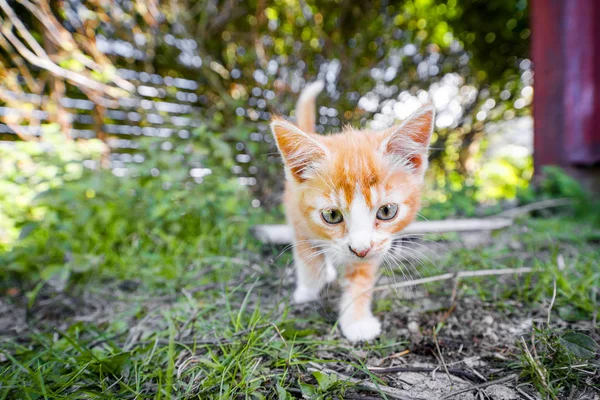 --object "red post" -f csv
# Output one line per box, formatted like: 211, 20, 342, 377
532, 0, 600, 190
563, 1, 600, 165
531, 0, 565, 168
